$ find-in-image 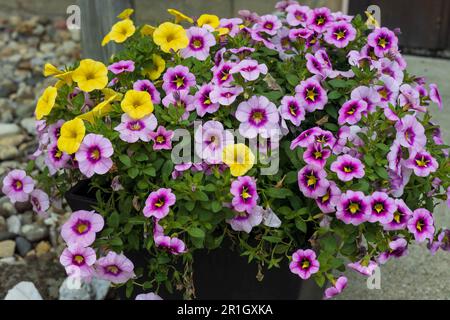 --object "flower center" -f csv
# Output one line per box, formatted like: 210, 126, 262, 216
301, 259, 310, 269
156, 135, 165, 144
348, 202, 360, 214
374, 203, 384, 213
305, 88, 318, 102
129, 121, 142, 131
316, 15, 325, 25
343, 165, 354, 173
241, 186, 252, 200
75, 220, 90, 235
73, 254, 85, 266
173, 76, 185, 88
14, 180, 23, 191
155, 197, 165, 208
334, 28, 346, 40
416, 219, 424, 232
321, 192, 330, 203
347, 107, 356, 115
264, 22, 273, 30
415, 156, 430, 167
106, 265, 121, 275
378, 37, 388, 48
89, 147, 101, 162
289, 103, 298, 116
314, 151, 323, 159
307, 173, 317, 187
252, 111, 264, 123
